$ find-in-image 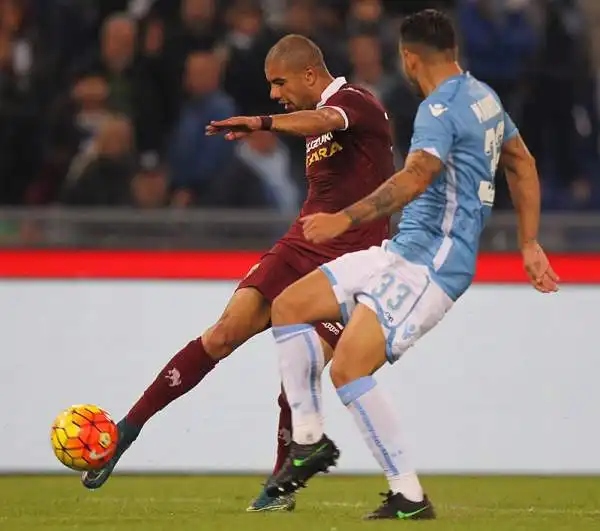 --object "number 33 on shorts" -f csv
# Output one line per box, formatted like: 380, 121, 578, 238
321, 247, 453, 363
358, 258, 452, 362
